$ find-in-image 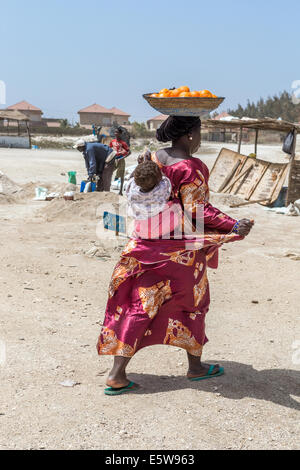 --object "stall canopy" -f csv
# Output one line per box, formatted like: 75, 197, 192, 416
0, 110, 29, 121
0, 109, 31, 147
204, 117, 300, 133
